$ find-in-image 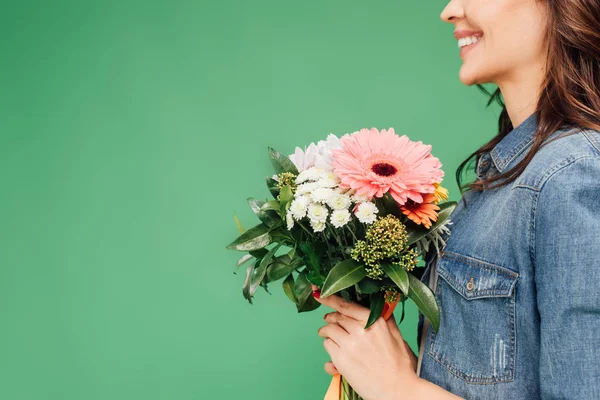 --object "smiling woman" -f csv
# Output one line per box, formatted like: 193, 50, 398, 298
418, 0, 600, 398
315, 0, 600, 399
